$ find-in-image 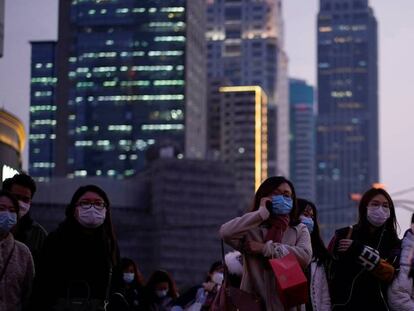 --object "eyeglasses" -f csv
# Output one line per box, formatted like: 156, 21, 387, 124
77, 201, 107, 210
368, 202, 389, 209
